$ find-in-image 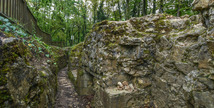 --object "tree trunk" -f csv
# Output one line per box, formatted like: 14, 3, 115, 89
126, 0, 130, 20
114, 11, 117, 20
78, 25, 80, 43
153, 0, 156, 14
93, 5, 97, 23
118, 1, 122, 20
142, 0, 147, 16
159, 0, 164, 13
83, 1, 87, 41
137, 1, 141, 17
71, 25, 74, 46
123, 3, 127, 20
132, 0, 137, 17
177, 0, 181, 17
